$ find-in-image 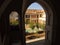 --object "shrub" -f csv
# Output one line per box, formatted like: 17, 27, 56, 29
25, 19, 30, 24
10, 20, 19, 25
29, 22, 35, 29
39, 23, 45, 30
